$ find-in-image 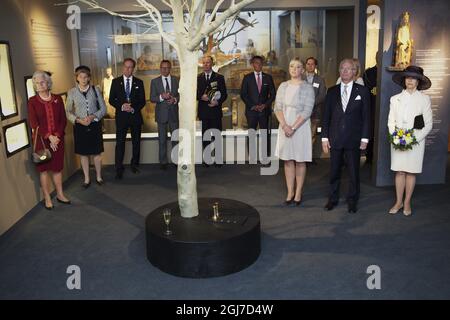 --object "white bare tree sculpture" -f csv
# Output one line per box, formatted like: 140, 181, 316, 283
72, 0, 257, 218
